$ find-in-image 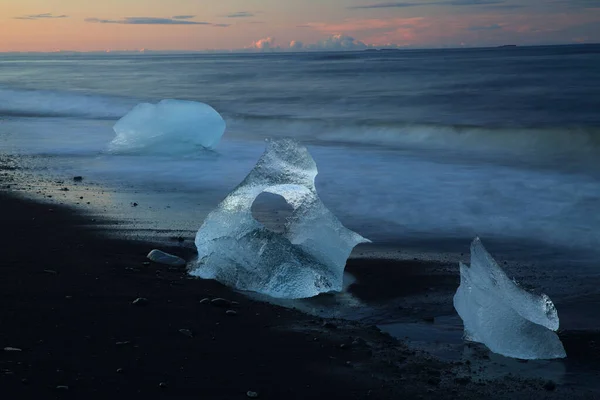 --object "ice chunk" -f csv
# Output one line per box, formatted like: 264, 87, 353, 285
190, 139, 370, 299
147, 249, 186, 266
109, 99, 225, 154
453, 238, 566, 359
